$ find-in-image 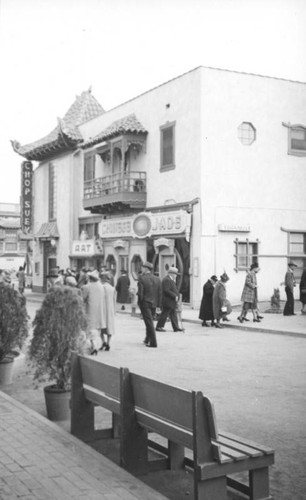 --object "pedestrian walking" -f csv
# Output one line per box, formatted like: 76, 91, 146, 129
283, 262, 297, 316
77, 267, 88, 288
212, 272, 230, 328
199, 275, 218, 326
16, 266, 26, 294
156, 266, 183, 332
137, 261, 158, 348
100, 271, 116, 351
299, 269, 306, 314
237, 263, 263, 323
82, 269, 106, 355
115, 270, 130, 310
